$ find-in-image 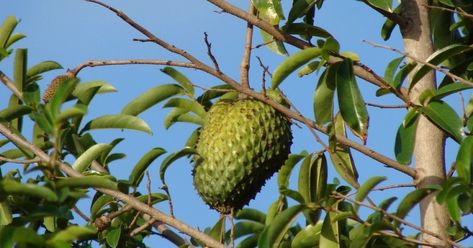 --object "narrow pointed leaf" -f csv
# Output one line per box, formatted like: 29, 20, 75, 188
336, 59, 369, 142
163, 98, 206, 118
384, 56, 404, 84
260, 30, 288, 56
433, 83, 473, 100
159, 147, 197, 185
354, 176, 387, 213
122, 84, 184, 116
298, 61, 320, 77
319, 211, 340, 248
82, 114, 152, 134
314, 65, 336, 125
455, 136, 473, 183
46, 77, 79, 118
0, 180, 58, 202
0, 105, 32, 122
13, 49, 27, 92
72, 143, 112, 172
264, 204, 305, 248
55, 176, 117, 190
105, 227, 121, 248
237, 234, 259, 248
235, 208, 266, 224
0, 202, 12, 225
26, 61, 62, 78
421, 100, 462, 143
55, 104, 88, 125
48, 226, 96, 244
90, 195, 114, 219
298, 153, 327, 203
225, 221, 264, 241
129, 147, 166, 187
291, 223, 322, 248
271, 47, 322, 89
286, 0, 316, 25
0, 16, 17, 48
278, 152, 307, 191
72, 80, 117, 99
284, 23, 332, 38
164, 108, 203, 128
395, 188, 430, 226
394, 115, 418, 165
160, 67, 194, 97
208, 216, 225, 242
5, 33, 25, 49
411, 44, 473, 87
